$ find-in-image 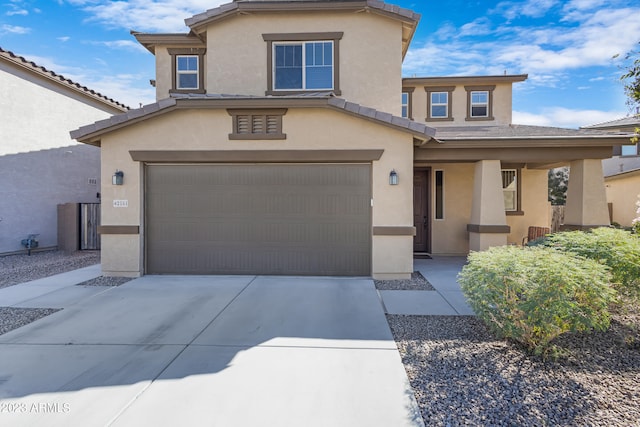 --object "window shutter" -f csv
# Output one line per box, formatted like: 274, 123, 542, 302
237, 115, 250, 134
266, 115, 279, 134
252, 116, 264, 134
